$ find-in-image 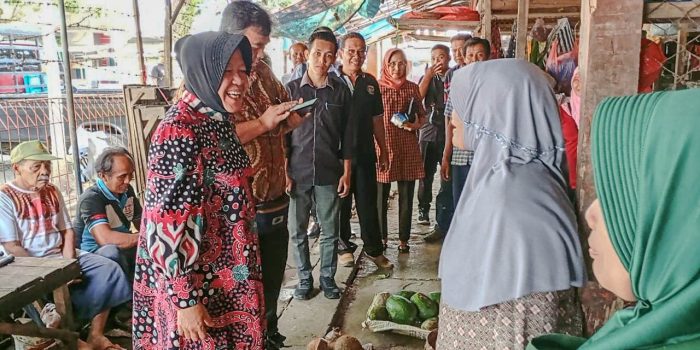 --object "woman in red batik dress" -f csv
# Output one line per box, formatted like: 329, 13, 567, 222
132, 32, 280, 350
376, 48, 426, 254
